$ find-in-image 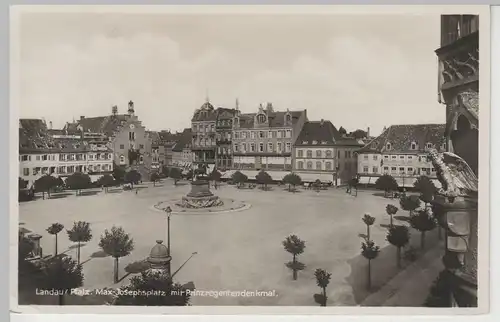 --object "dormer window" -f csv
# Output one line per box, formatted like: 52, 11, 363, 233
312, 140, 318, 145
426, 143, 433, 149
386, 142, 392, 150
441, 142, 447, 151
321, 141, 327, 145
302, 141, 308, 144
410, 142, 417, 150
285, 114, 291, 123
257, 113, 267, 124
